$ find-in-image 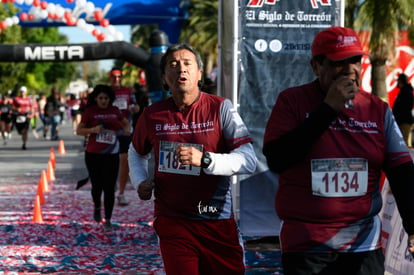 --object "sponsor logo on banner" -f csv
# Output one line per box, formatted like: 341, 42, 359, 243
246, 0, 279, 7
243, 0, 334, 54
310, 0, 332, 9
24, 46, 84, 61
244, 2, 333, 29
246, 0, 332, 8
